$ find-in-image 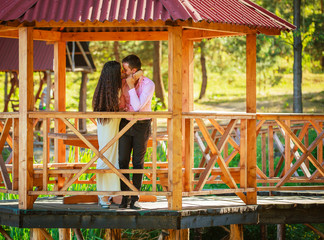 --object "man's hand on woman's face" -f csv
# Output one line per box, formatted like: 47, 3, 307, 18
126, 75, 135, 89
